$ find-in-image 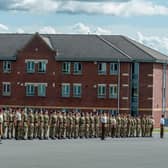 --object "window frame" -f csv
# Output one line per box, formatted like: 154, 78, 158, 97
61, 83, 70, 97
37, 84, 46, 97
97, 84, 106, 98
73, 62, 82, 75
98, 63, 107, 75
73, 83, 82, 98
38, 61, 47, 73
62, 62, 71, 74
110, 63, 118, 75
26, 84, 35, 96
3, 61, 11, 73
2, 82, 11, 96
26, 61, 35, 73
109, 84, 118, 99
